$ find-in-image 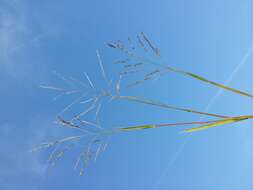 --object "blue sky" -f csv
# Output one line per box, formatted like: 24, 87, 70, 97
2, 0, 253, 189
